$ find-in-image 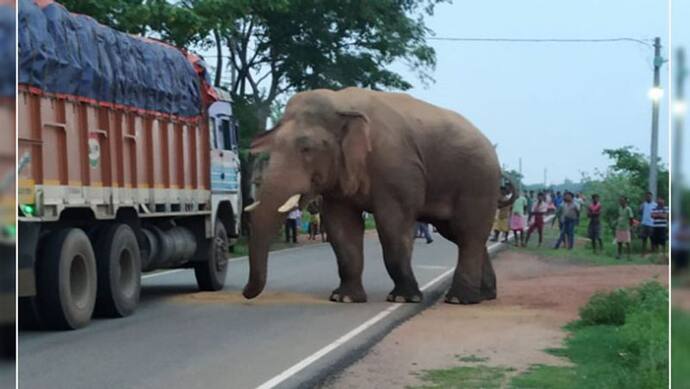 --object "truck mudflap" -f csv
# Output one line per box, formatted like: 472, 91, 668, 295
18, 220, 40, 297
